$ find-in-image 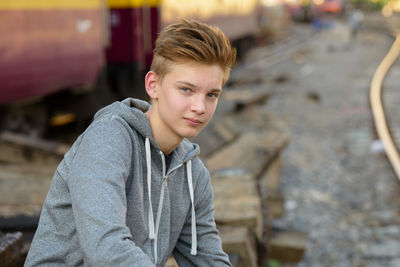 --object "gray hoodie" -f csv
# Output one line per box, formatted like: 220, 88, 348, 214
25, 98, 231, 266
